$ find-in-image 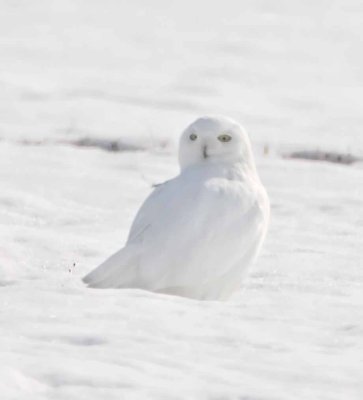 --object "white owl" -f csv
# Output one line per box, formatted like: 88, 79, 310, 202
83, 116, 269, 300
